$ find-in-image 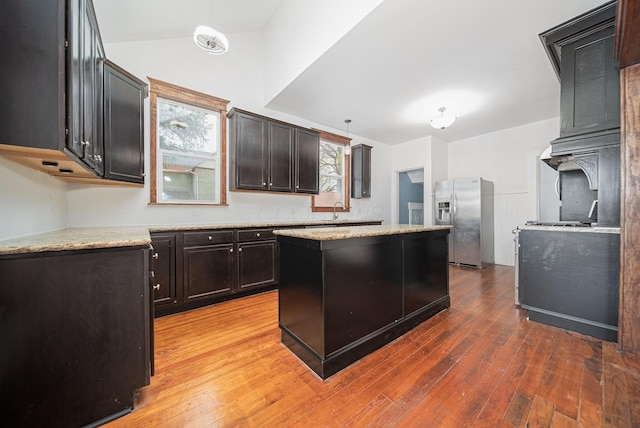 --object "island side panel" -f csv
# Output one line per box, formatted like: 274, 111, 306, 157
323, 237, 403, 356
278, 239, 325, 358
403, 230, 450, 317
